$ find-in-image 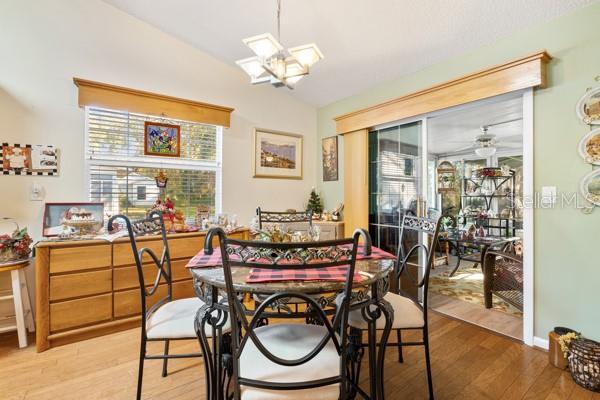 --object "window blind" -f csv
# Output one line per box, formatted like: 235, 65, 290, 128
85, 107, 221, 220
87, 107, 218, 163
